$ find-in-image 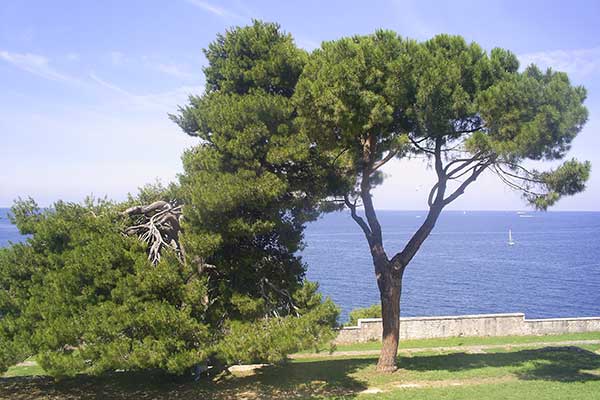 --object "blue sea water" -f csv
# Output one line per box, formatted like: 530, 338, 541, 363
302, 210, 600, 321
2, 207, 599, 321
0, 208, 25, 247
